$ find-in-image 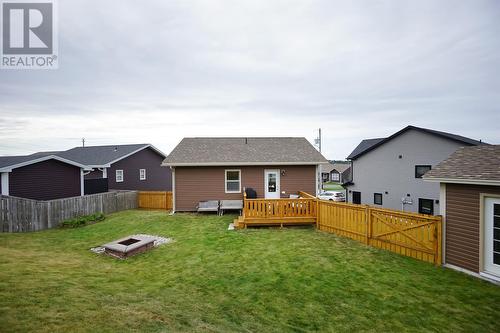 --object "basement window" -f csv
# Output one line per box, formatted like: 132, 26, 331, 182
225, 169, 241, 193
